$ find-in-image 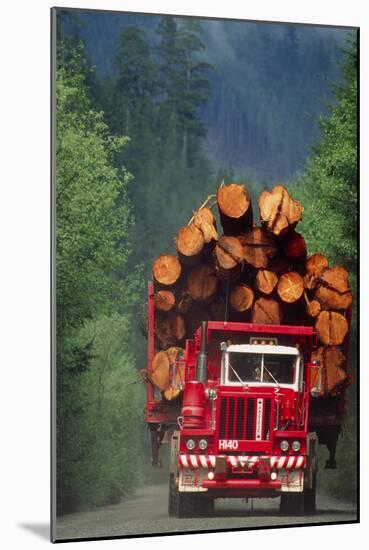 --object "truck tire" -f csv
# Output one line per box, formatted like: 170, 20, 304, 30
168, 474, 178, 517
279, 492, 304, 515
304, 472, 317, 515
177, 493, 214, 518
